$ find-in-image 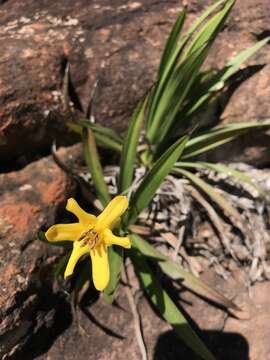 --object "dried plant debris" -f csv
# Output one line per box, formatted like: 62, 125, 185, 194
99, 163, 270, 285
58, 155, 270, 285
148, 164, 270, 284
